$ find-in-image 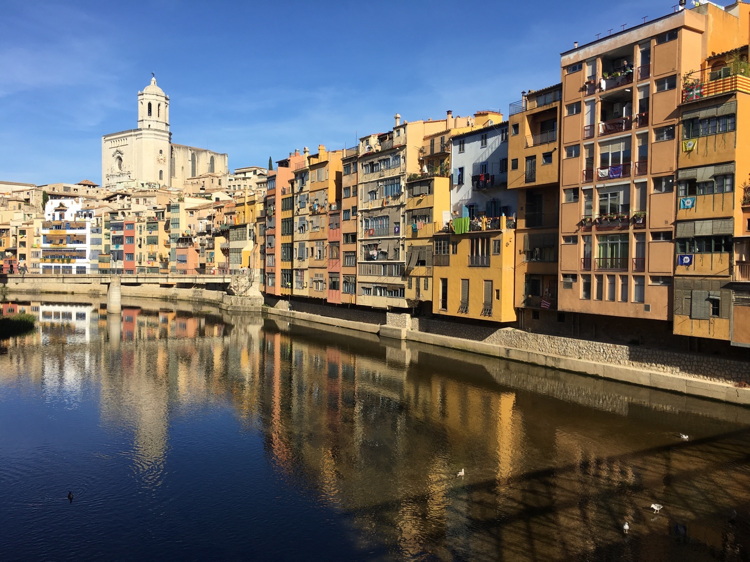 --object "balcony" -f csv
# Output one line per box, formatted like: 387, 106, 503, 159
682, 71, 750, 103
598, 117, 632, 137
637, 64, 650, 81
594, 214, 630, 230
434, 254, 450, 267
595, 257, 628, 270
595, 161, 647, 181
581, 257, 592, 270
526, 130, 557, 148
469, 255, 490, 267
